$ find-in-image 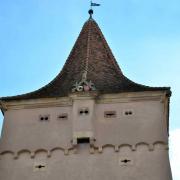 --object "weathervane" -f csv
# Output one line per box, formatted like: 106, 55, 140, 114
89, 1, 101, 18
